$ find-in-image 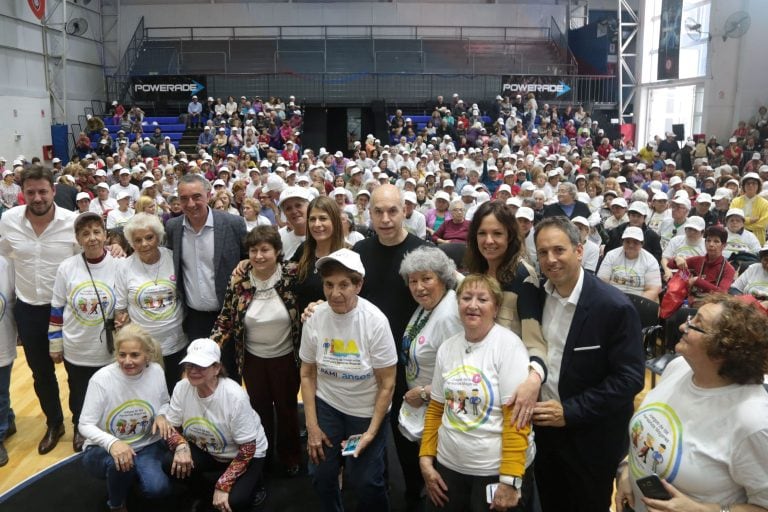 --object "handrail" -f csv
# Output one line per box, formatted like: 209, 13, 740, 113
548, 16, 577, 74
108, 16, 146, 103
